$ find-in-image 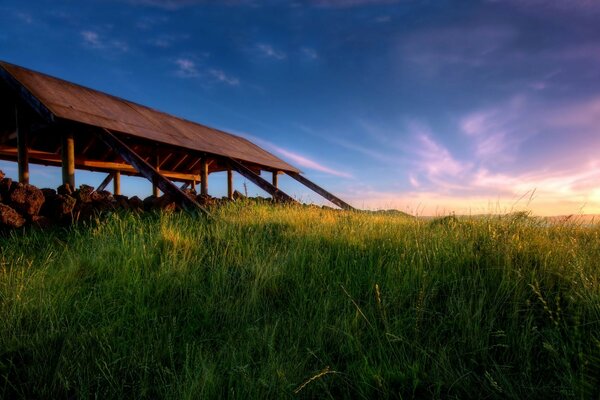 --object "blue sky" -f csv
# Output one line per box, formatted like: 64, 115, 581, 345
1, 0, 600, 215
